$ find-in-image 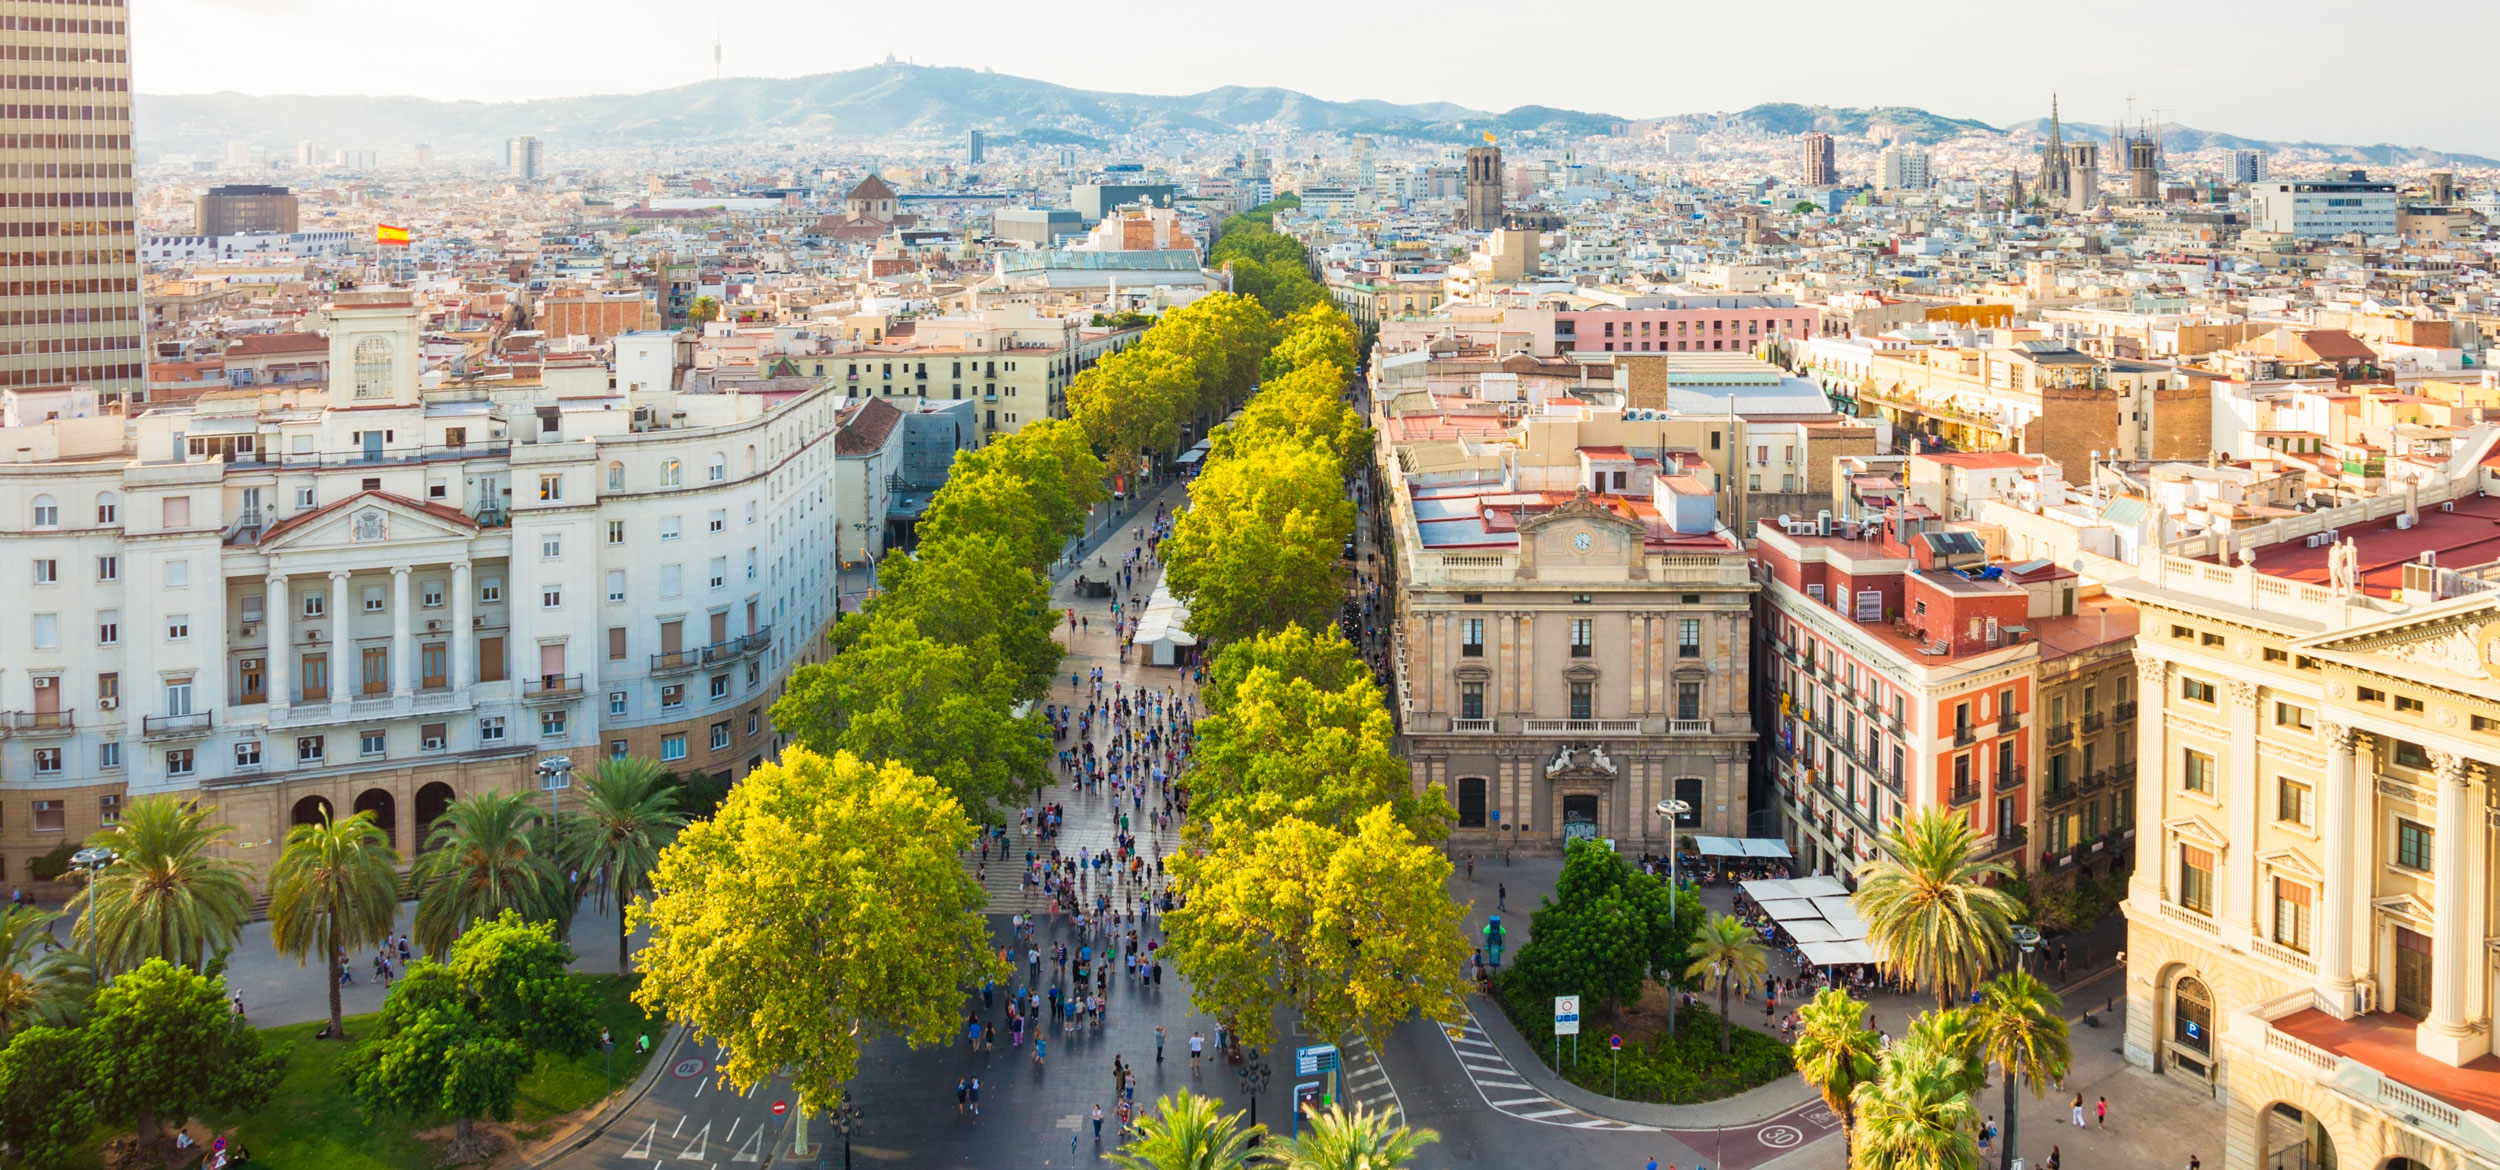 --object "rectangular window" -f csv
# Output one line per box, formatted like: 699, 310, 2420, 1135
234, 740, 262, 769
479, 577, 502, 603
2181, 677, 2216, 704
541, 533, 563, 559
2179, 845, 2215, 915
32, 558, 56, 585
607, 520, 626, 545
162, 496, 191, 528
99, 742, 122, 770
421, 723, 448, 752
1460, 681, 1484, 720
479, 716, 506, 743
2182, 748, 2216, 794
709, 509, 726, 533
710, 721, 730, 750
2394, 695, 2426, 714
2274, 701, 2313, 731
541, 584, 562, 609
166, 614, 190, 641
2393, 740, 2431, 770
661, 733, 688, 762
421, 581, 444, 608
301, 652, 330, 700
361, 647, 389, 695
163, 677, 194, 717
709, 673, 730, 700
609, 690, 628, 716
32, 612, 57, 649
1569, 681, 1594, 720
1570, 618, 1592, 657
1678, 618, 1701, 657
540, 709, 567, 738
32, 748, 60, 775
2396, 819, 2433, 871
607, 570, 626, 603
97, 609, 118, 645
362, 584, 385, 613
662, 684, 685, 710
97, 555, 117, 581
608, 627, 627, 660
709, 557, 727, 590
360, 730, 387, 757
660, 516, 681, 541
165, 749, 194, 778
2277, 777, 2313, 826
303, 590, 326, 617
2273, 879, 2312, 954
1461, 618, 1484, 657
297, 735, 325, 764
538, 474, 563, 502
